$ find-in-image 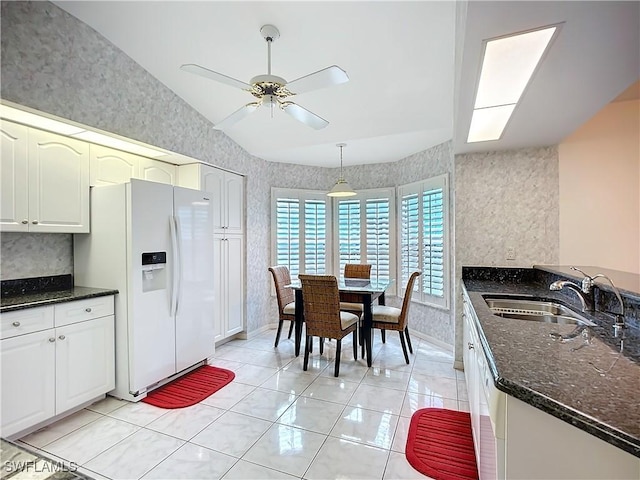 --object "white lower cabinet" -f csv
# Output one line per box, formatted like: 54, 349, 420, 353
213, 234, 245, 341
462, 285, 640, 480
0, 296, 115, 437
1, 329, 56, 436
